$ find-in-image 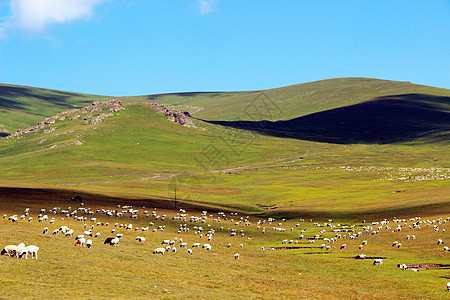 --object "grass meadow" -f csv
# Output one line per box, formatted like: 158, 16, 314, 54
0, 194, 449, 299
